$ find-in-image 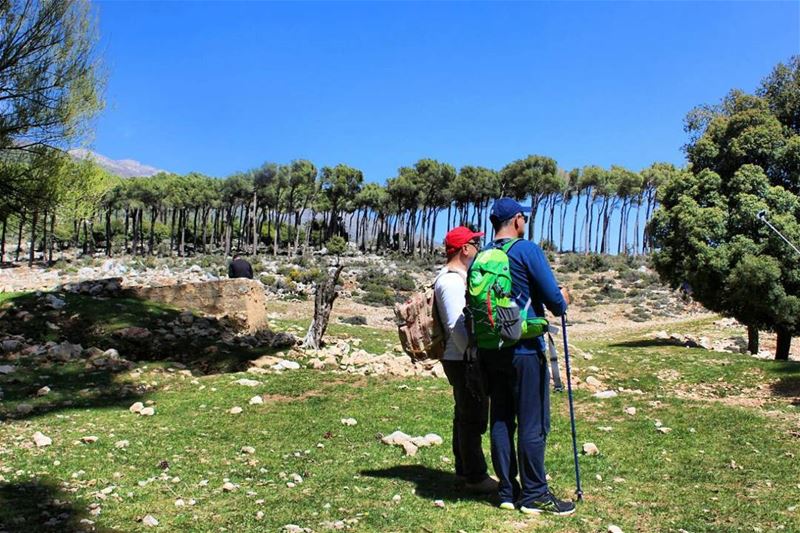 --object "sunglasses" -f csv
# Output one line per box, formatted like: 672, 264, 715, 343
466, 240, 482, 250
518, 213, 529, 224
